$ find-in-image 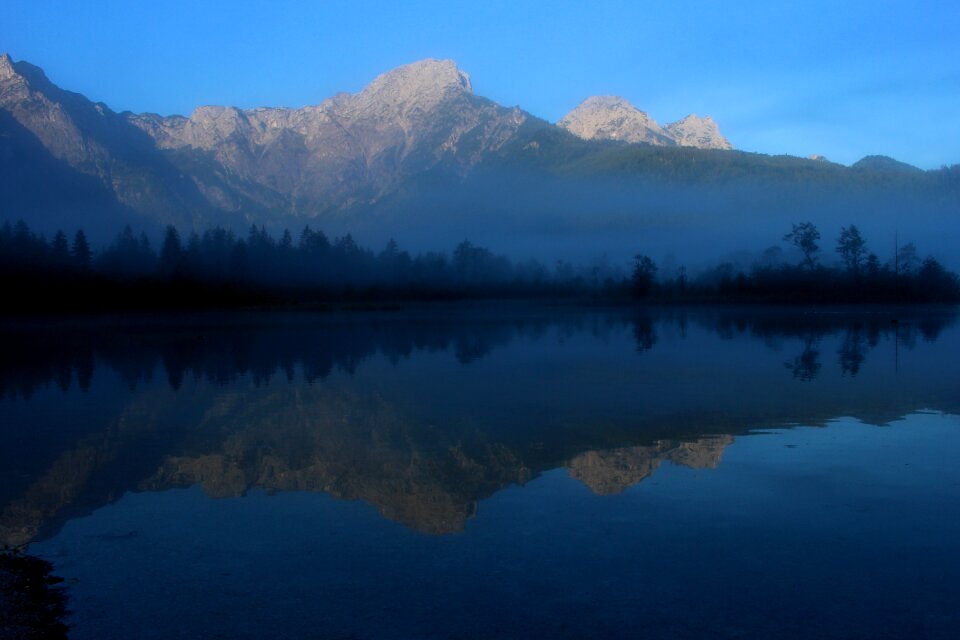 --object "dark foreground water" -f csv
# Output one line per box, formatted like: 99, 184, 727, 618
2, 305, 959, 639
